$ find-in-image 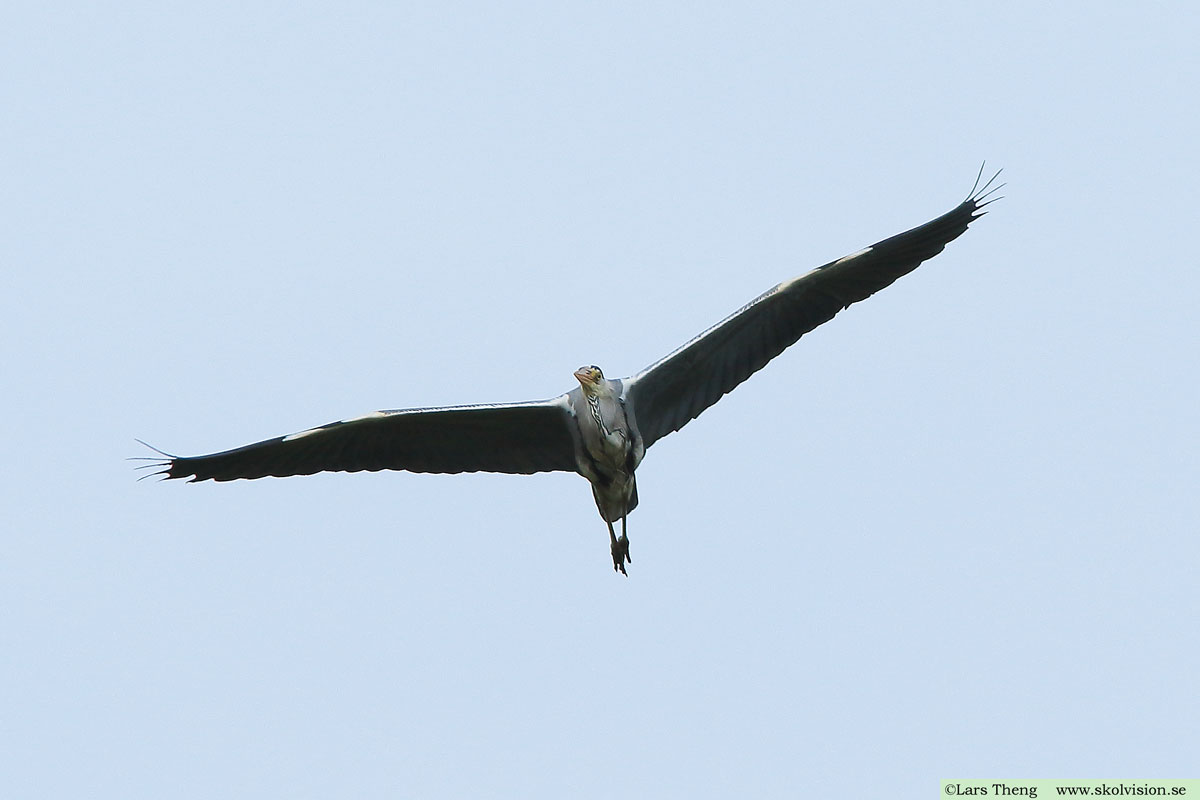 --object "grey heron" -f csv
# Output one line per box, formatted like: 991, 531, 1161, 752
142, 169, 1002, 574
